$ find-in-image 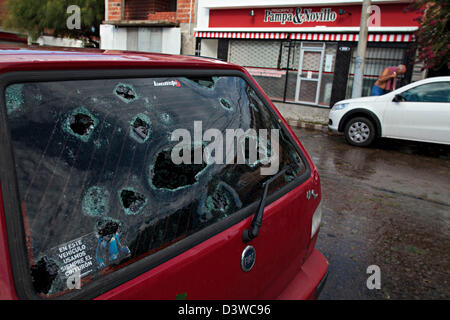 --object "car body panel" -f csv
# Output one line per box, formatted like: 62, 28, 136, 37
97, 179, 321, 300
329, 76, 450, 145
383, 100, 450, 144
329, 102, 386, 135
276, 248, 328, 300
0, 46, 327, 299
0, 181, 18, 300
